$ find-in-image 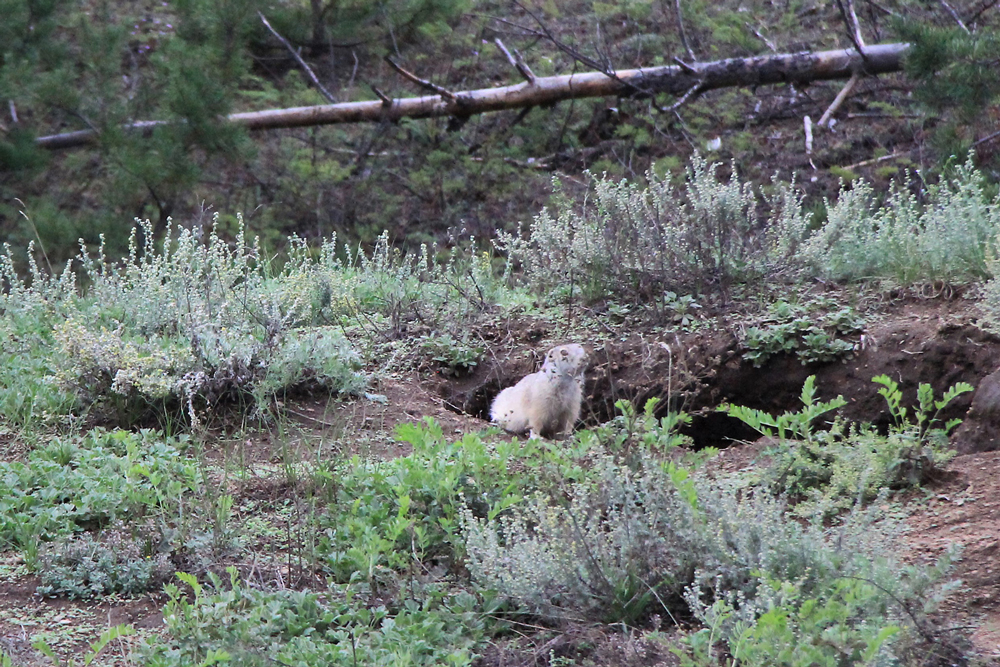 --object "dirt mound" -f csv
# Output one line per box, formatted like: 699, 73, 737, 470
439, 297, 1000, 449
